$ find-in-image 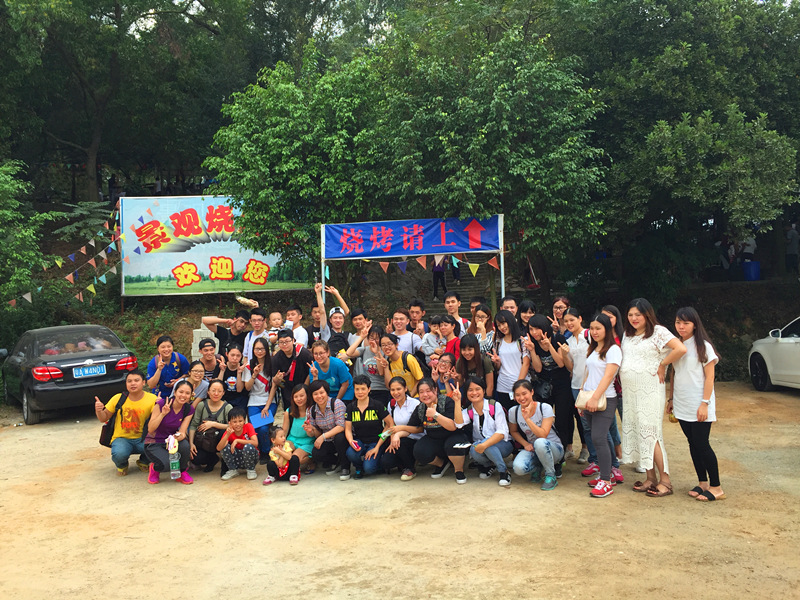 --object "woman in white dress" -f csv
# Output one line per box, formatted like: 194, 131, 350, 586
620, 298, 686, 497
